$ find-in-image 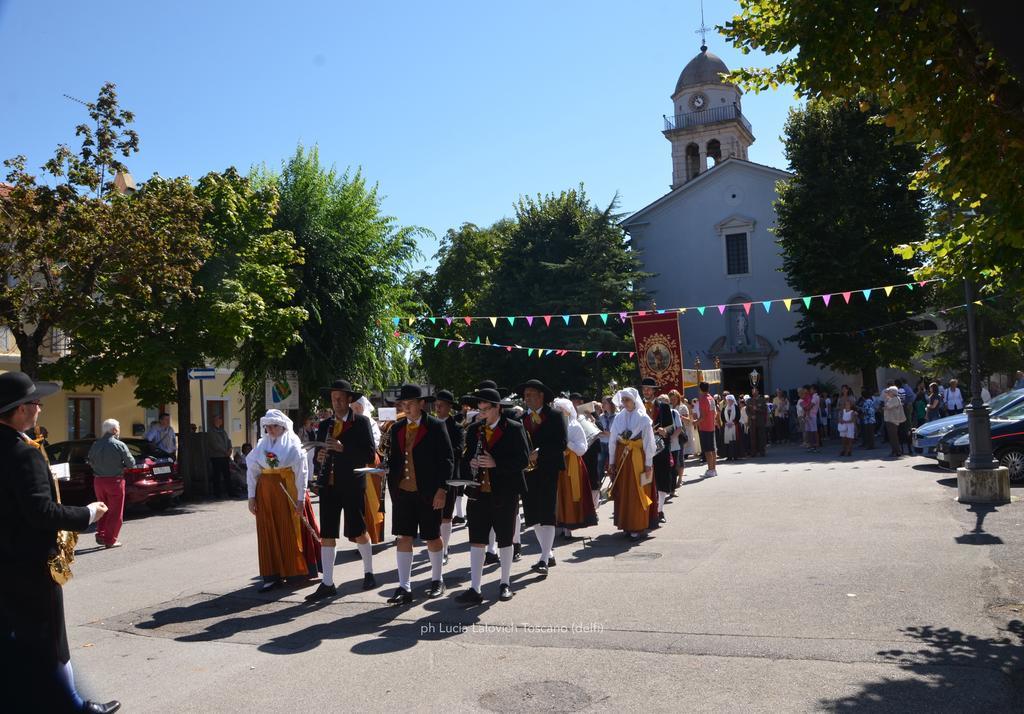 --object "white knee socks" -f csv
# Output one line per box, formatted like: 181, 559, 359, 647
440, 521, 453, 555
357, 541, 373, 574
658, 491, 668, 512
536, 524, 556, 562
487, 529, 497, 554
321, 546, 336, 586
592, 489, 600, 510
513, 512, 522, 544
396, 550, 412, 590
454, 494, 465, 518
470, 547, 484, 592
499, 545, 513, 585
429, 548, 443, 581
